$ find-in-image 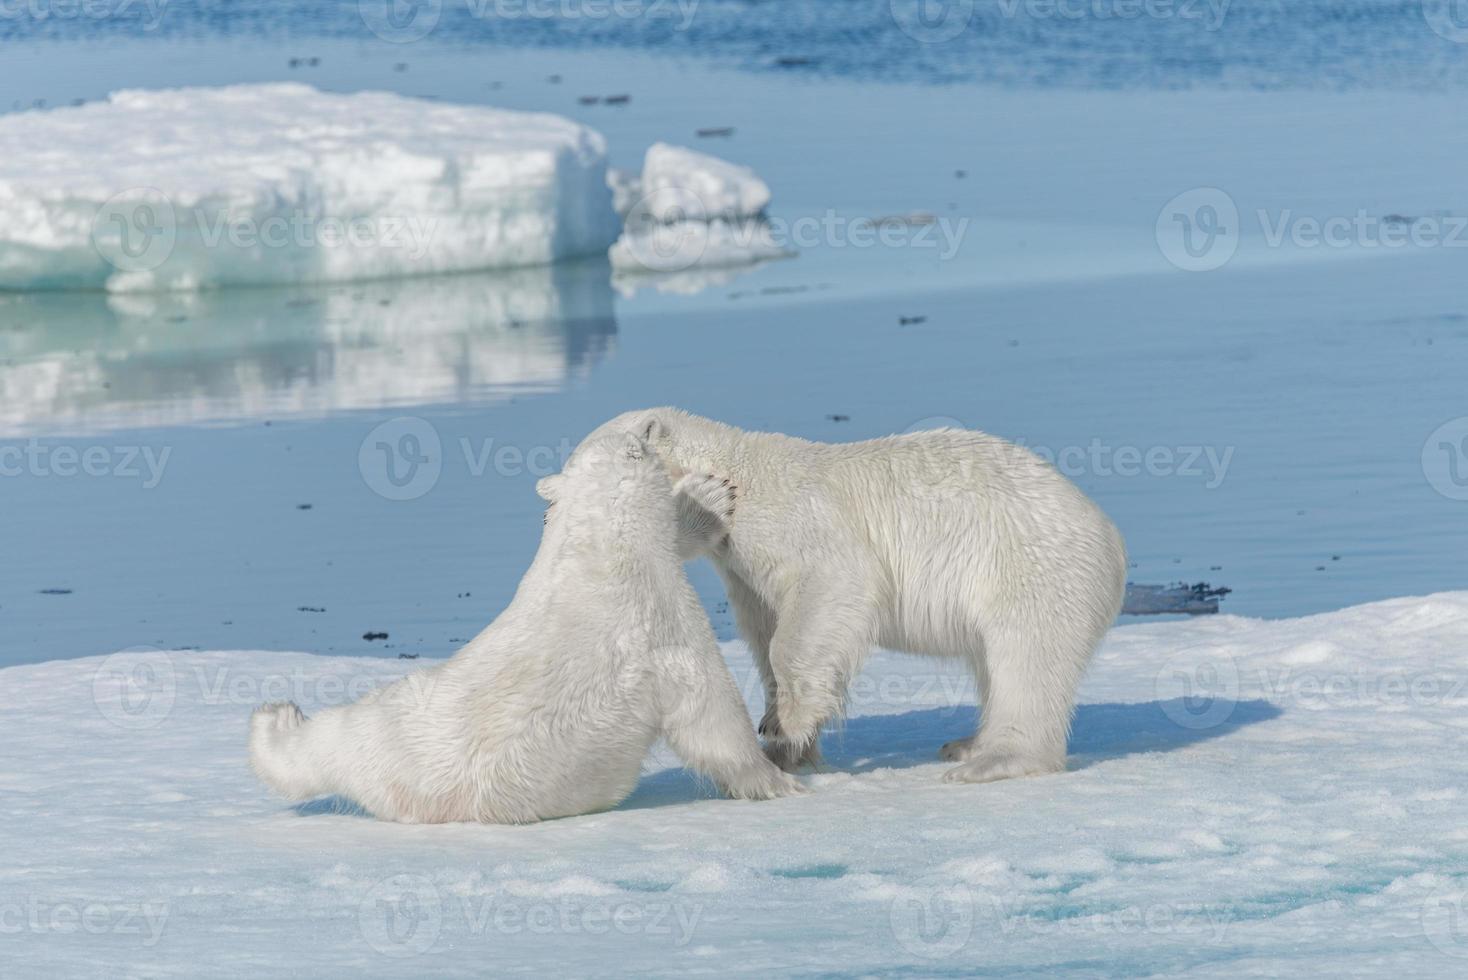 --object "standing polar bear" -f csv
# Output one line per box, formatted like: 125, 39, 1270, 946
590, 409, 1128, 784
249, 430, 801, 824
